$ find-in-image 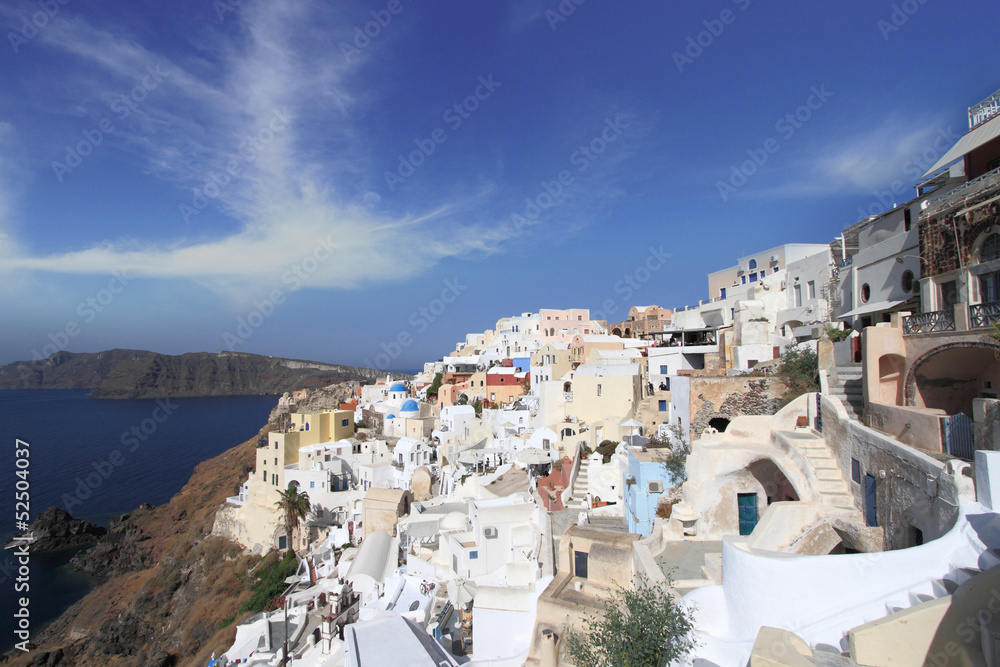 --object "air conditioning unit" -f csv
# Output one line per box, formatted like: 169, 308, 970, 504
484, 527, 498, 539
648, 480, 664, 493
770, 255, 779, 262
